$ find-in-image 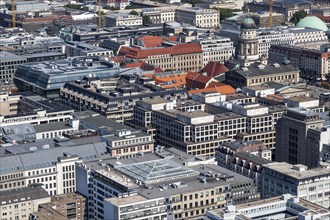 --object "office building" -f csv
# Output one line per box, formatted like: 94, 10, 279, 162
225, 62, 300, 88
0, 185, 51, 220
0, 94, 73, 127
219, 23, 327, 59
65, 41, 113, 58
245, 0, 311, 21
175, 7, 220, 28
76, 113, 155, 157
269, 44, 330, 81
141, 7, 176, 24
76, 147, 260, 220
206, 194, 330, 220
104, 14, 143, 27
0, 92, 20, 115
60, 79, 187, 123
261, 162, 330, 208
14, 57, 119, 99
197, 36, 235, 67
0, 51, 27, 83
275, 108, 325, 168
119, 42, 203, 71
